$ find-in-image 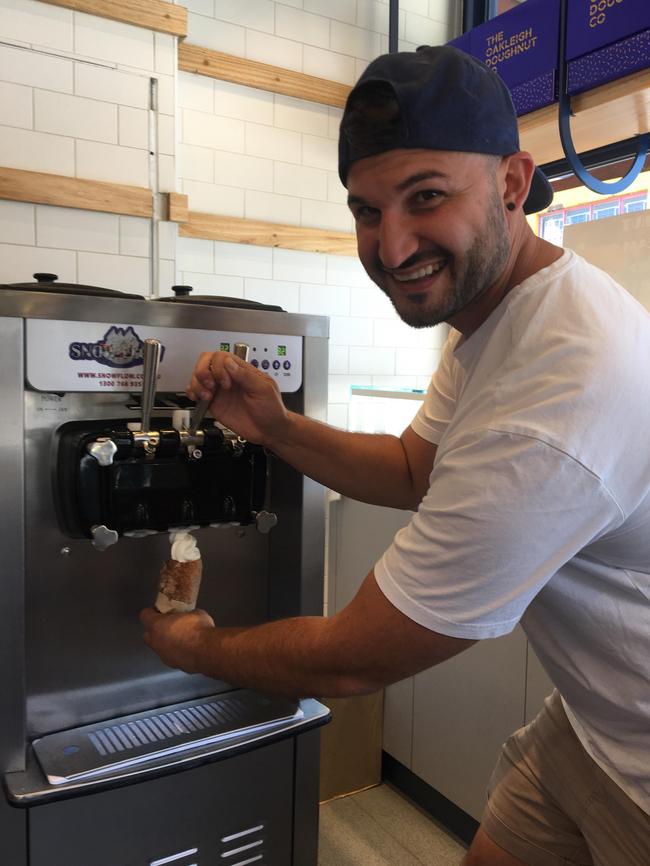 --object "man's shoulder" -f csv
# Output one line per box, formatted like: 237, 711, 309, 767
512, 248, 647, 341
